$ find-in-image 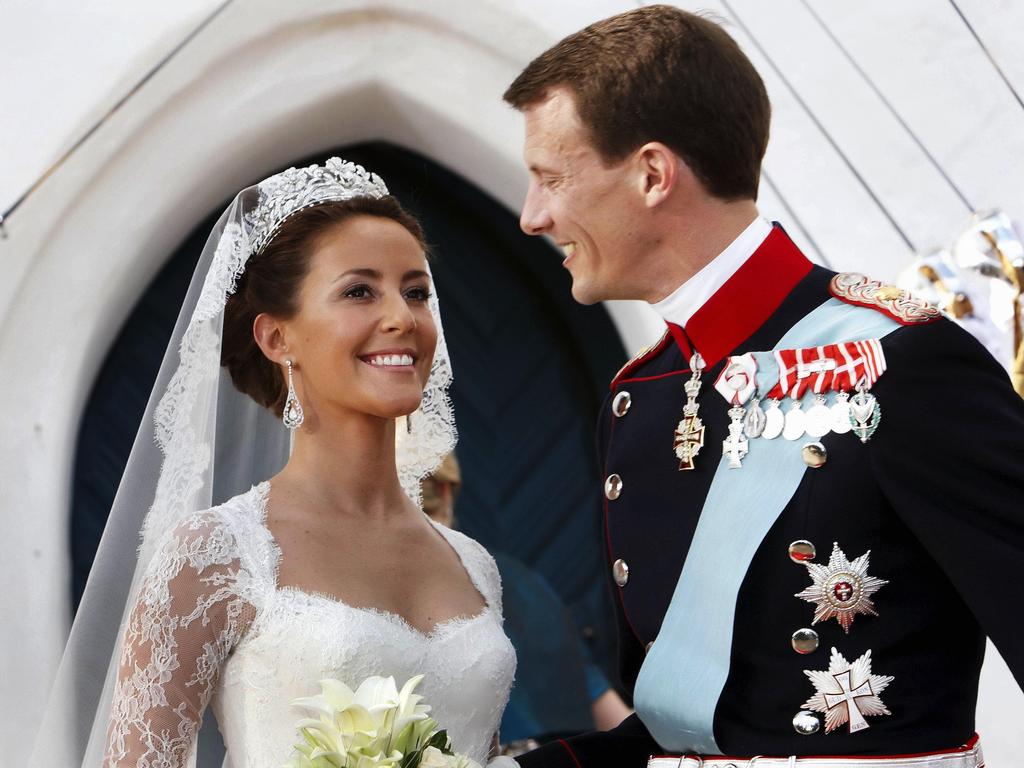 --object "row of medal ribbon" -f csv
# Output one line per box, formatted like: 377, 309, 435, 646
673, 340, 887, 470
